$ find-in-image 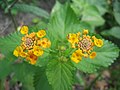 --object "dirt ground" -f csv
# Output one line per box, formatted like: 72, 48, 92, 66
0, 0, 55, 36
